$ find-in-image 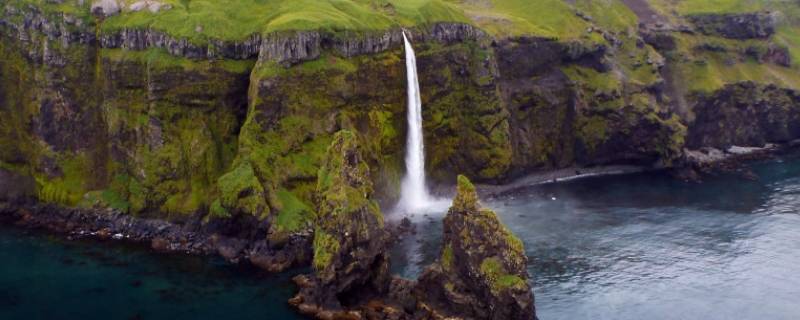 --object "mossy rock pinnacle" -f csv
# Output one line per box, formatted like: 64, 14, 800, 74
453, 174, 479, 212
294, 130, 390, 317
416, 175, 535, 320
